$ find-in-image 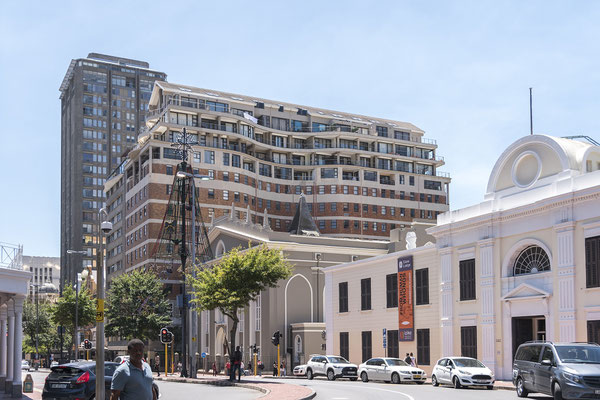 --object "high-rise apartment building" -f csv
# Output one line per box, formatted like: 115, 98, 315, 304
59, 53, 166, 291
104, 81, 450, 277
